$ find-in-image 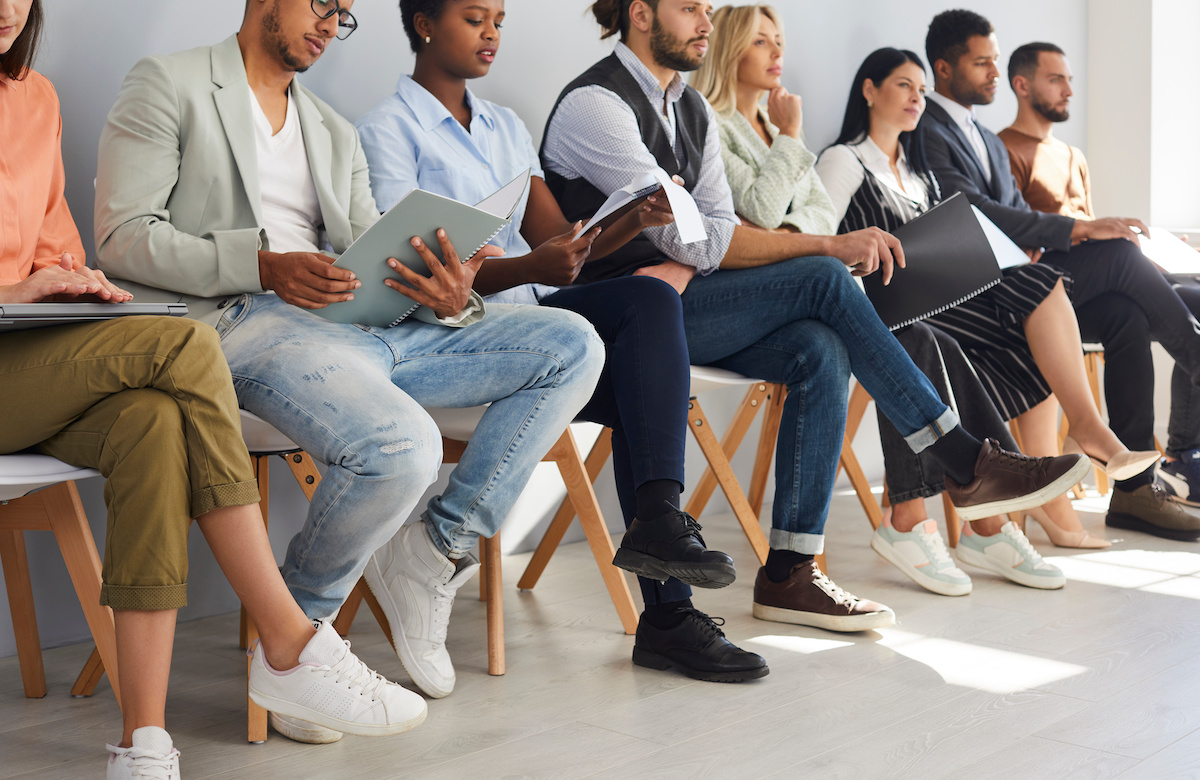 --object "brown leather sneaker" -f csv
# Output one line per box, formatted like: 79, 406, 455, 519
945, 438, 1090, 521
1107, 482, 1200, 541
752, 561, 895, 632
